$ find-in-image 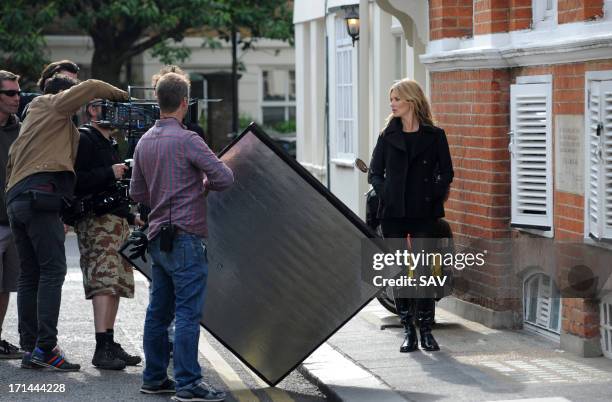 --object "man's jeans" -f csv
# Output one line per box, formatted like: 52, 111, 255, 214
7, 199, 67, 352
143, 234, 208, 391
